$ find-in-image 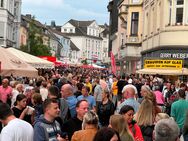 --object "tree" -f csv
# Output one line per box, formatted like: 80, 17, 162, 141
20, 16, 51, 56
